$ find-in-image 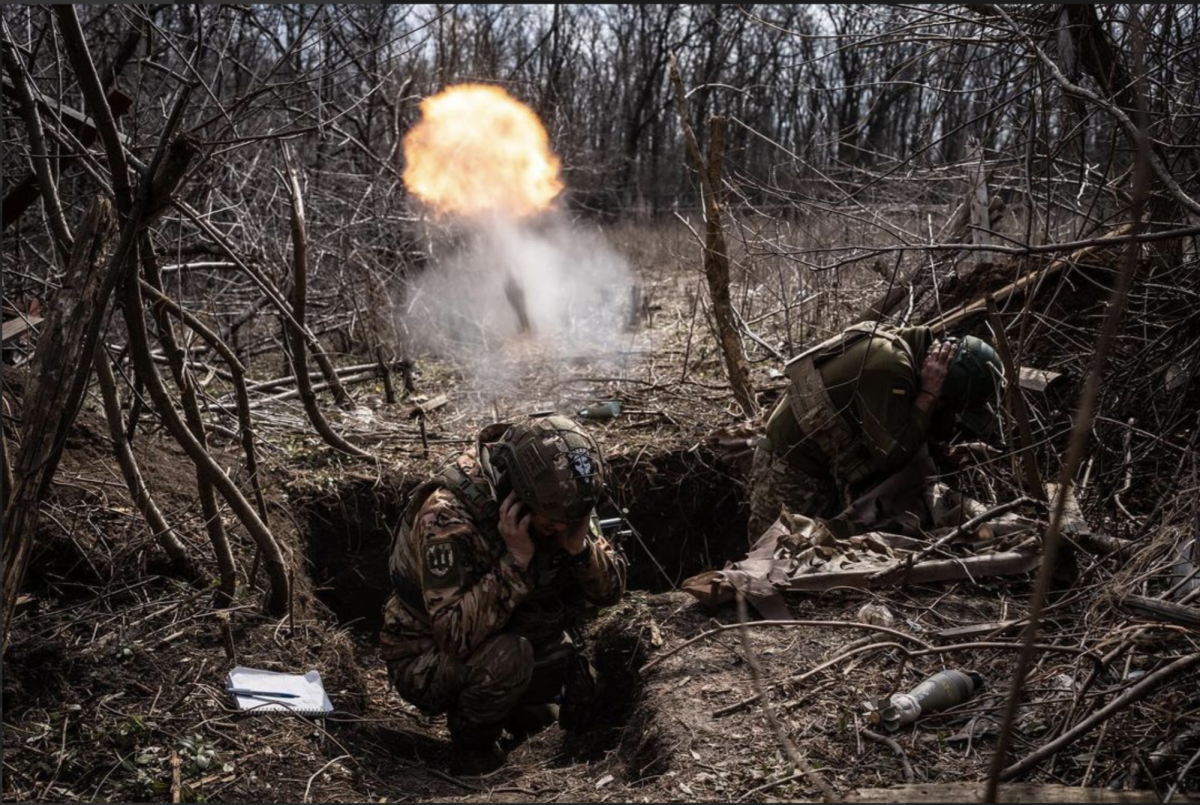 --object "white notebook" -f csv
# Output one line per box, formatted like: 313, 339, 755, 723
226, 666, 334, 715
